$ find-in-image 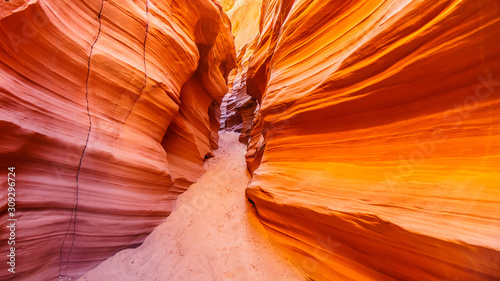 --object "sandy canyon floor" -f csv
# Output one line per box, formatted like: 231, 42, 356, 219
79, 132, 304, 281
